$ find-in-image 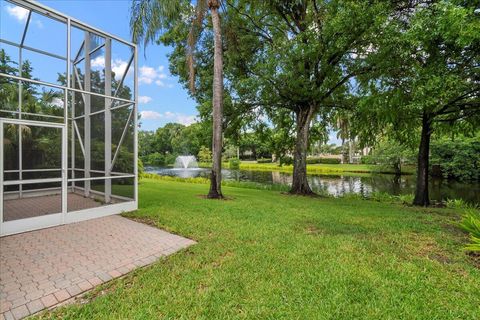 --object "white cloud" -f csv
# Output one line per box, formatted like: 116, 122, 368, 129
7, 6, 43, 28
175, 114, 197, 126
90, 57, 132, 80
140, 110, 197, 126
91, 56, 105, 68
138, 66, 157, 84
140, 110, 162, 120
138, 96, 152, 104
139, 65, 170, 87
50, 97, 64, 108
7, 5, 29, 22
112, 59, 131, 80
